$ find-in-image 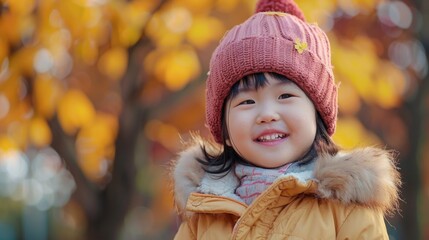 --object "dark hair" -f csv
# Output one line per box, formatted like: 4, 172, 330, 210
197, 73, 340, 176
